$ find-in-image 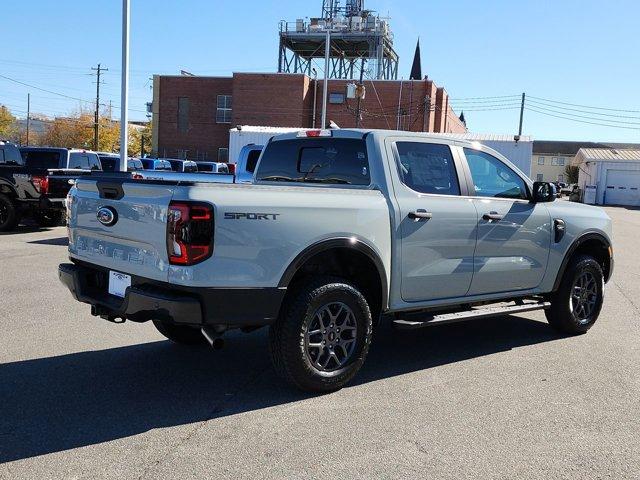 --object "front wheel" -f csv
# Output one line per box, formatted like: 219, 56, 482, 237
0, 194, 19, 232
269, 276, 373, 393
545, 254, 604, 334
